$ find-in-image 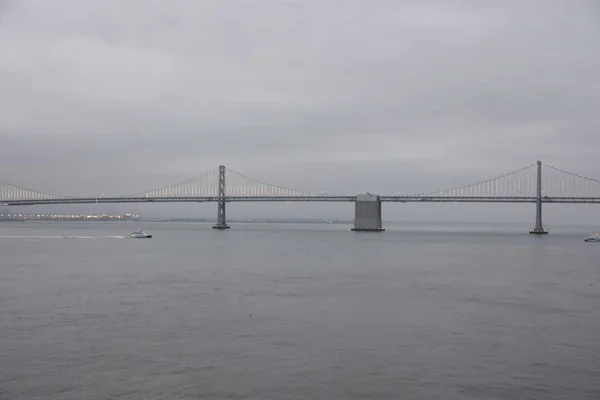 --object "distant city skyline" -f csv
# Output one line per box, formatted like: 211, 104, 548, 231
0, 201, 594, 226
